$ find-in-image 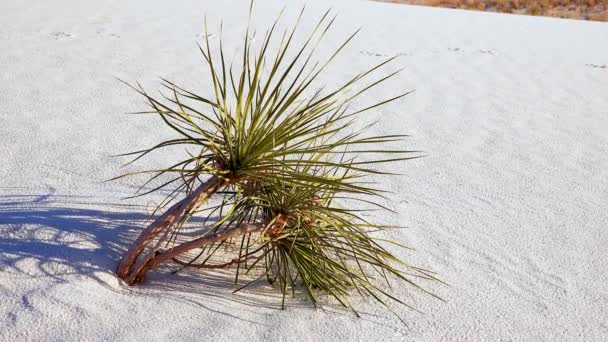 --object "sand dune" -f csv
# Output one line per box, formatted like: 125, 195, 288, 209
1, 0, 607, 340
